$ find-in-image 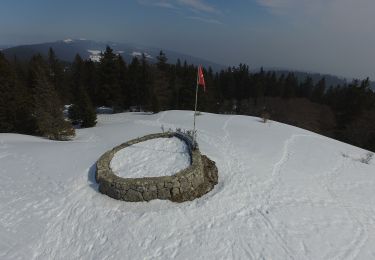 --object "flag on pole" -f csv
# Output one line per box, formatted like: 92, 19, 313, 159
192, 65, 206, 148
197, 65, 206, 92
